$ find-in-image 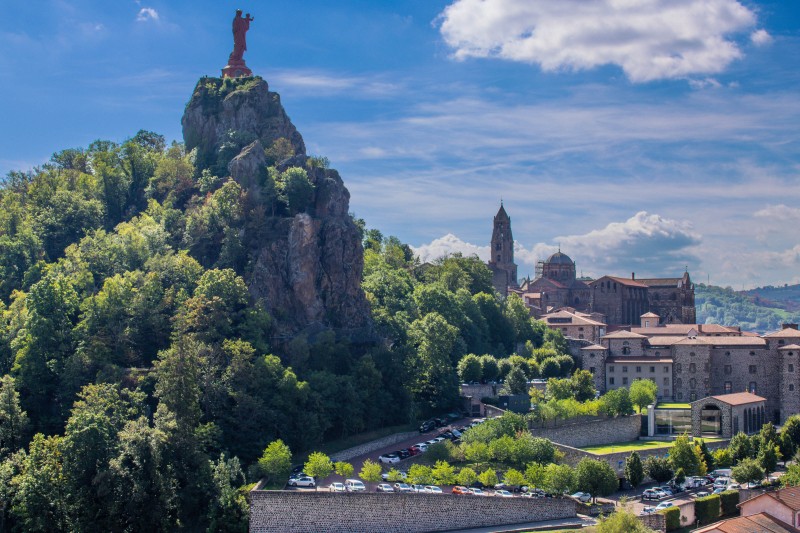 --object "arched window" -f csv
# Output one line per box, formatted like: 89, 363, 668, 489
689, 378, 696, 389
